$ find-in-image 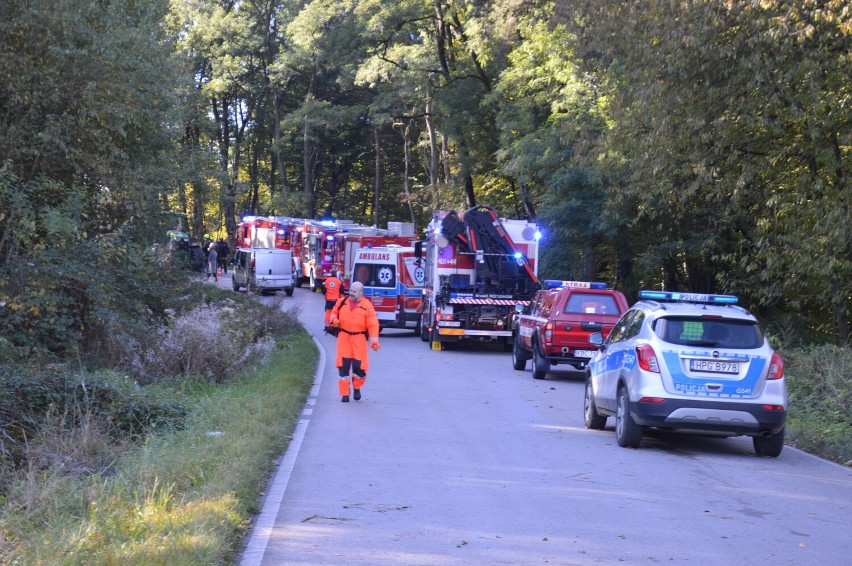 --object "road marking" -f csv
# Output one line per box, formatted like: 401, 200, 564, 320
240, 332, 326, 566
